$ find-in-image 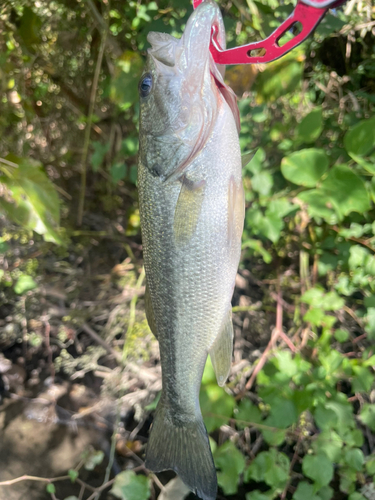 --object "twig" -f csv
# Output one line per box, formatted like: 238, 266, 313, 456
93, 401, 122, 500
77, 27, 108, 226
81, 323, 122, 362
0, 474, 69, 486
85, 478, 116, 500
